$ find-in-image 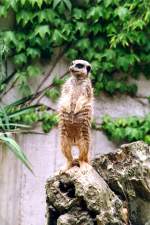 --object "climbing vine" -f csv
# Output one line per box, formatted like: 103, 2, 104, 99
98, 114, 150, 144
0, 0, 150, 96
0, 0, 150, 144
